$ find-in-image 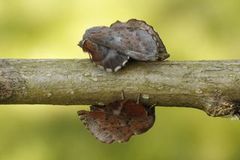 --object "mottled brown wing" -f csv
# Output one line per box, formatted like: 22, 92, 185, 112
84, 27, 158, 61
77, 99, 155, 144
84, 19, 169, 61
120, 100, 156, 135
126, 19, 168, 59
128, 116, 155, 135
77, 110, 135, 144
